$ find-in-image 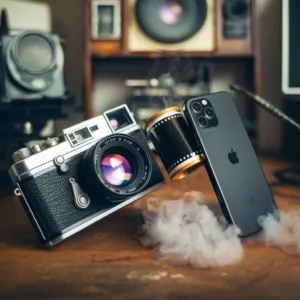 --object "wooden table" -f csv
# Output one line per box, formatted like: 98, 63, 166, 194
1, 157, 300, 300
